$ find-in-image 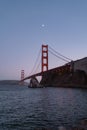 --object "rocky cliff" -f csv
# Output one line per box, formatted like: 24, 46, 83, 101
40, 70, 87, 88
